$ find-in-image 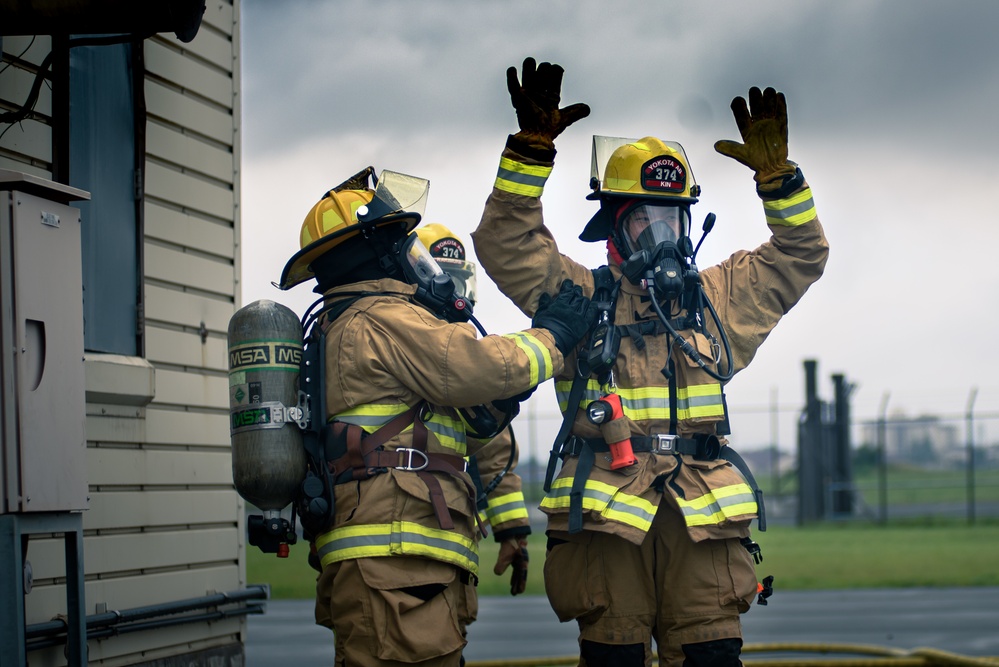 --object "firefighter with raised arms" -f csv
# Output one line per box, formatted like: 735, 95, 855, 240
471, 58, 829, 666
